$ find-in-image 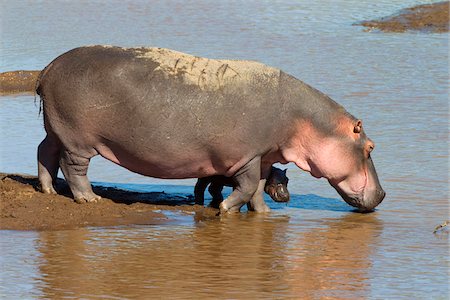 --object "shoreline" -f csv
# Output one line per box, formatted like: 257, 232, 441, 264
356, 1, 449, 33
0, 173, 218, 231
0, 70, 40, 95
